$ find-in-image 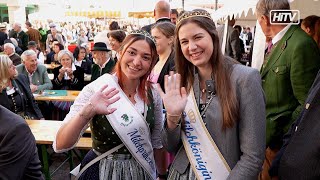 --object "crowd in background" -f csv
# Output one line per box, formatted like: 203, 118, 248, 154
1, 0, 320, 179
